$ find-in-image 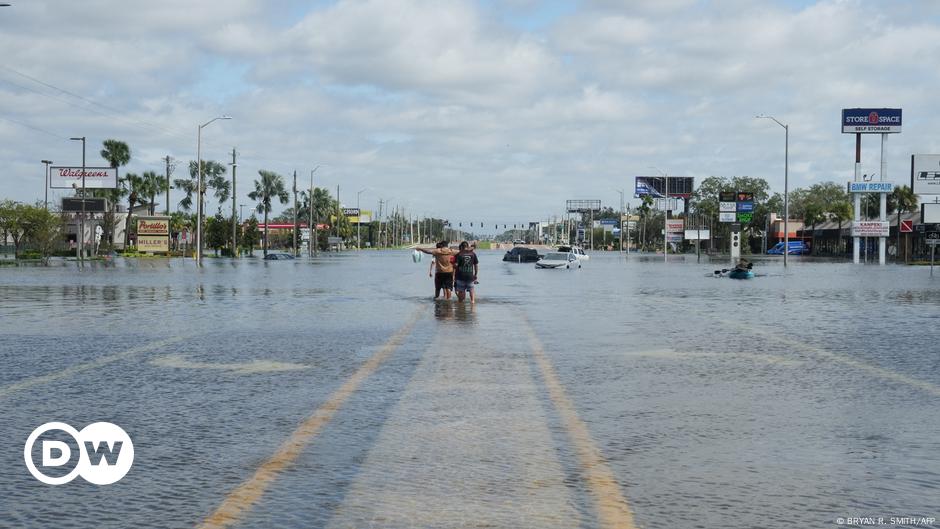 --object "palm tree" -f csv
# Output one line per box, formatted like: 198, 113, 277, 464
893, 185, 919, 261
140, 171, 169, 216
99, 139, 131, 251
248, 170, 289, 256
174, 160, 228, 212
123, 173, 144, 247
